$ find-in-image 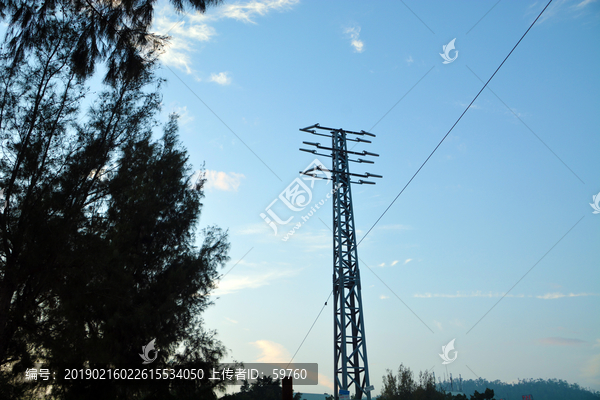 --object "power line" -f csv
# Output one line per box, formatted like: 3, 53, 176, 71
357, 0, 554, 247
286, 291, 333, 367
287, 0, 555, 366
